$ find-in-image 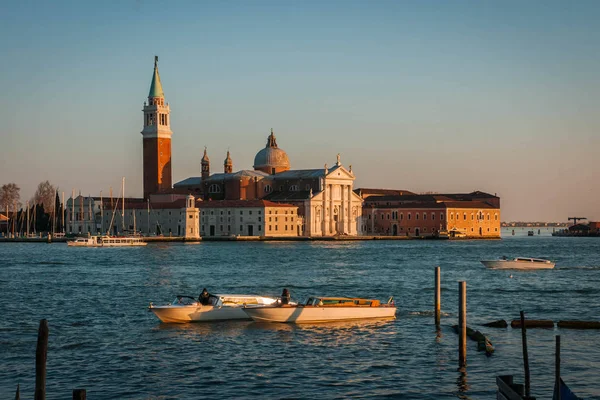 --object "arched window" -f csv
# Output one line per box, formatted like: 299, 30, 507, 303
208, 184, 221, 193
264, 184, 272, 193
